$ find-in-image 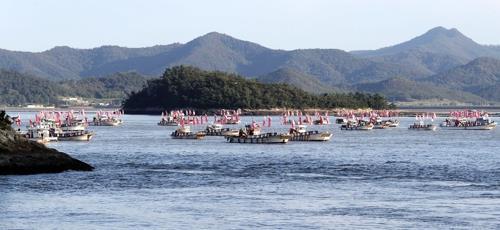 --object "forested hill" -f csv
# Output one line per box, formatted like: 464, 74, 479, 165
122, 66, 393, 114
0, 70, 148, 106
